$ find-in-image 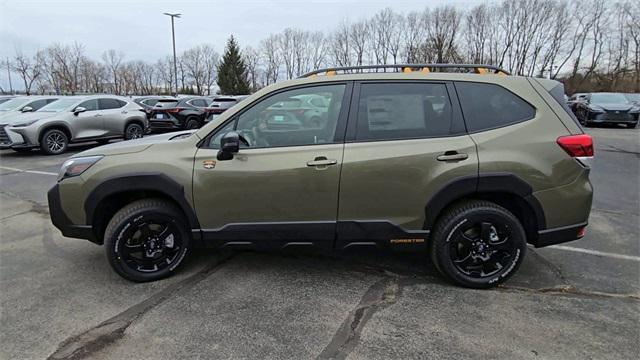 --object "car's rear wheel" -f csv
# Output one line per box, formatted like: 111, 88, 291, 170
430, 200, 526, 288
41, 129, 68, 155
125, 123, 144, 140
104, 199, 191, 282
185, 118, 200, 130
